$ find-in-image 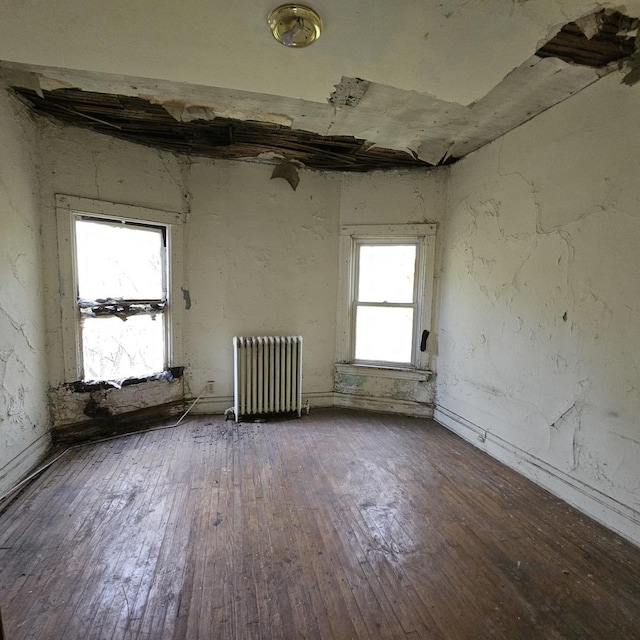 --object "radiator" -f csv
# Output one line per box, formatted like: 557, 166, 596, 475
230, 336, 304, 421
